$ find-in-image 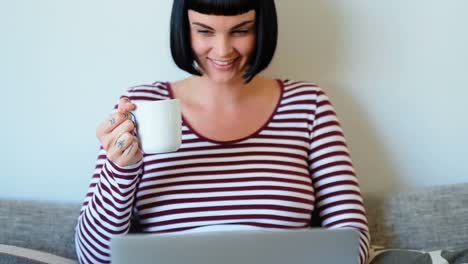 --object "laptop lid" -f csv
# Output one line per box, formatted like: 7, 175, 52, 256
111, 228, 360, 264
